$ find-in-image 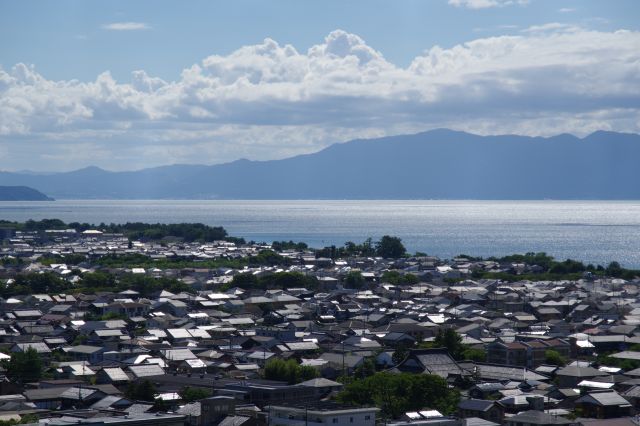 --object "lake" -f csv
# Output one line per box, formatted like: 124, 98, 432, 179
1, 200, 640, 268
